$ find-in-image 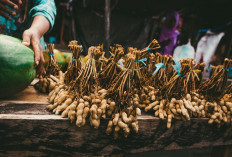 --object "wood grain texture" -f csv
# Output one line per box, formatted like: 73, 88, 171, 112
0, 115, 232, 156
0, 85, 48, 105
1, 85, 232, 156
0, 114, 66, 120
